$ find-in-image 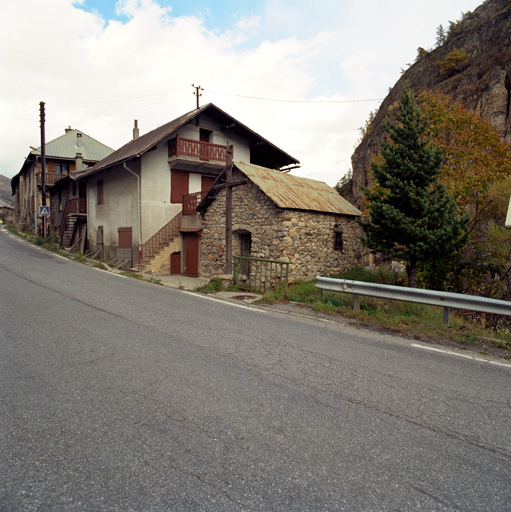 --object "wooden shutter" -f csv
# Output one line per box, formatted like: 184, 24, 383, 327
171, 170, 189, 203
